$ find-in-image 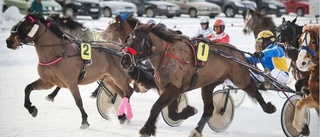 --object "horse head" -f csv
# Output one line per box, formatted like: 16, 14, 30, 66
6, 12, 46, 49
120, 24, 154, 71
102, 12, 139, 44
296, 25, 319, 72
243, 9, 260, 35
243, 9, 276, 39
276, 17, 302, 49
